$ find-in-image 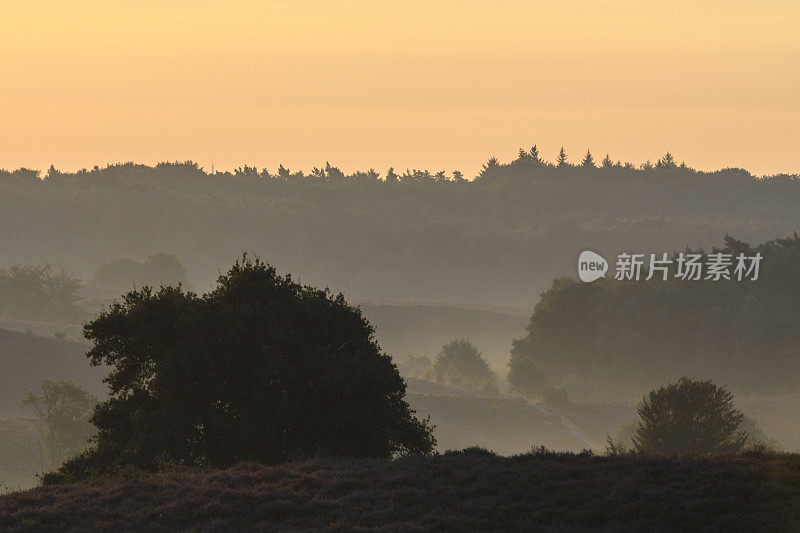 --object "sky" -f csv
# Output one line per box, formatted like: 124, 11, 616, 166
2, 0, 799, 177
